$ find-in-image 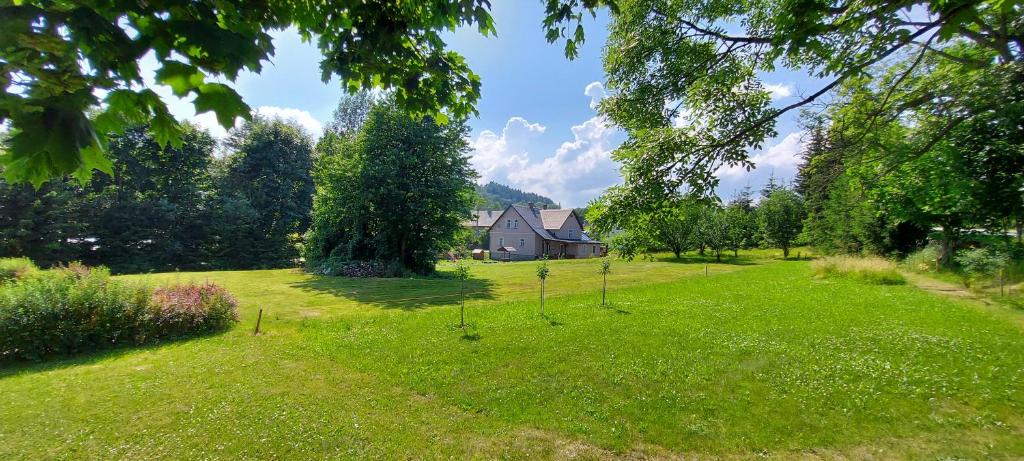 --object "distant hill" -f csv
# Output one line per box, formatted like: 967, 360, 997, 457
475, 182, 558, 209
